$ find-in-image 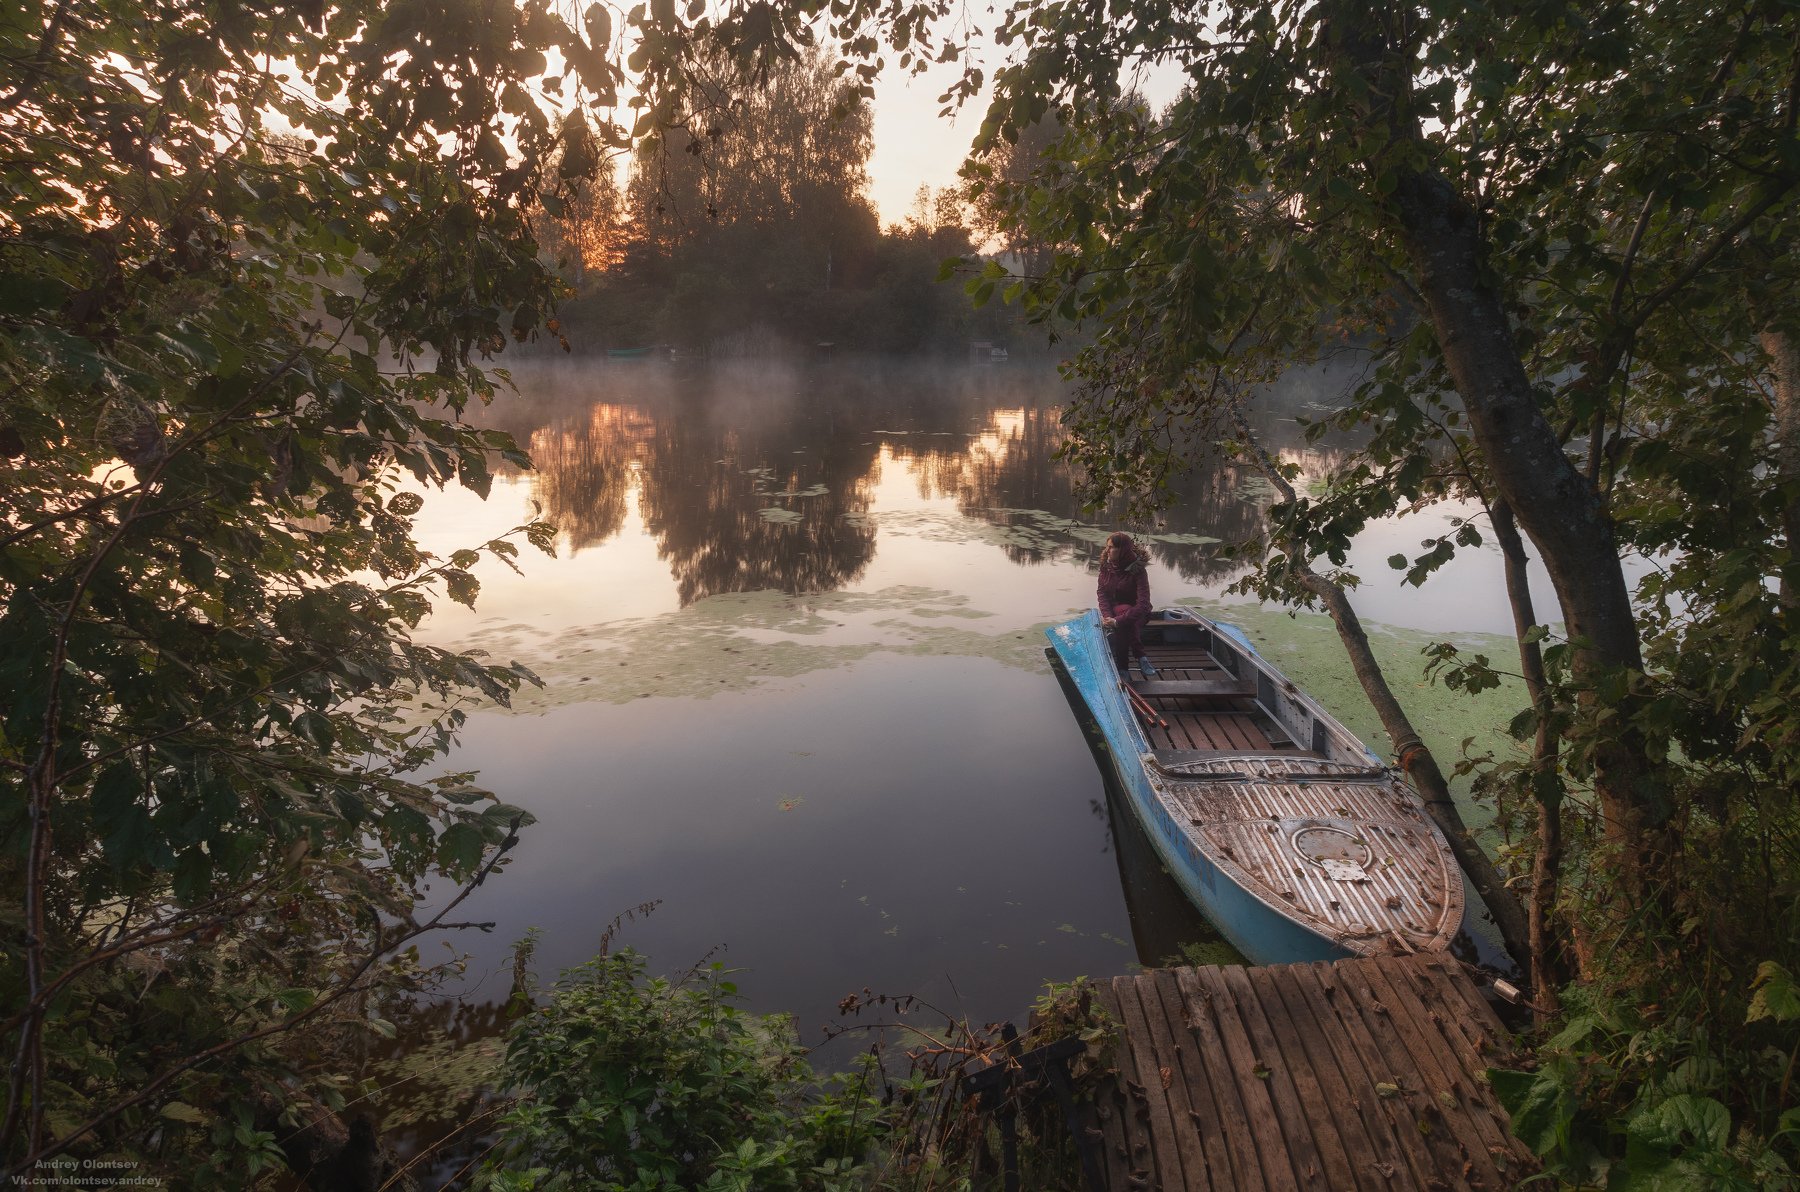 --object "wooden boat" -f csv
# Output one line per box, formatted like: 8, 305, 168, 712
1045, 606, 1465, 964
